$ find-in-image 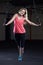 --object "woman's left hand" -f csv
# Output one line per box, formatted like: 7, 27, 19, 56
38, 23, 41, 26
